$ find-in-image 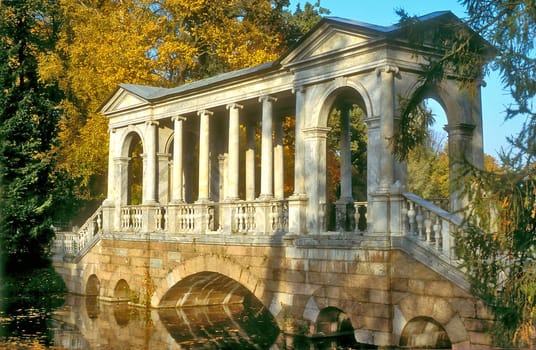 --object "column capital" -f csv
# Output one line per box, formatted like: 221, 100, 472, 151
292, 85, 306, 94
145, 120, 159, 127
197, 109, 214, 117
258, 95, 277, 103
226, 103, 243, 110
375, 64, 399, 75
444, 123, 475, 137
171, 115, 187, 122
